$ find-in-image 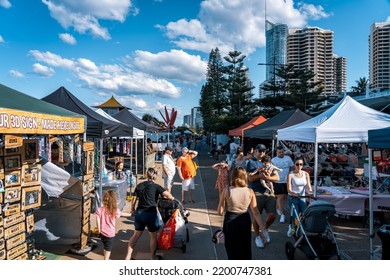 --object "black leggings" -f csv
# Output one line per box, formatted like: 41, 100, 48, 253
223, 211, 252, 260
